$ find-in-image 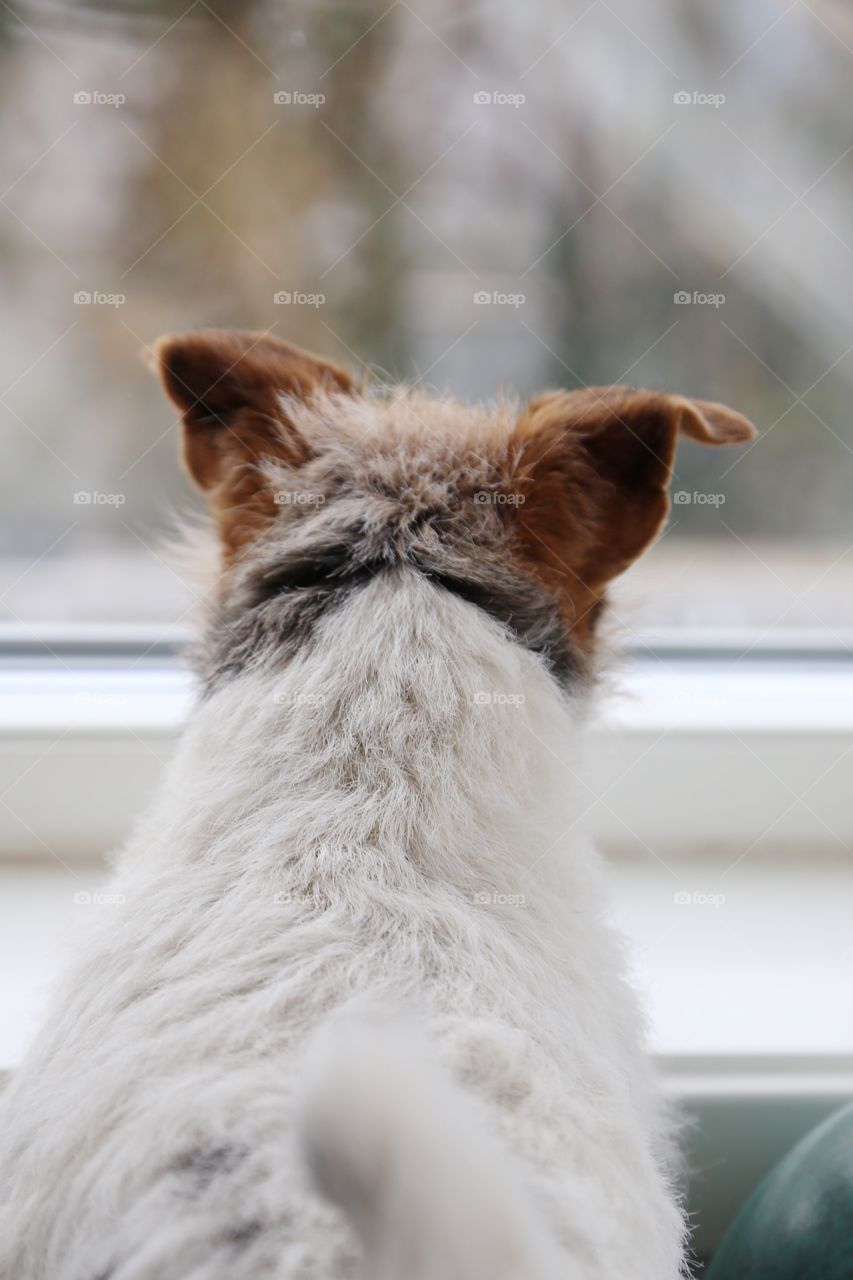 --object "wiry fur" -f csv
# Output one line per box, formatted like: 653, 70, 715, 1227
297, 1018, 566, 1280
0, 337, 755, 1279
0, 573, 683, 1278
196, 388, 584, 691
